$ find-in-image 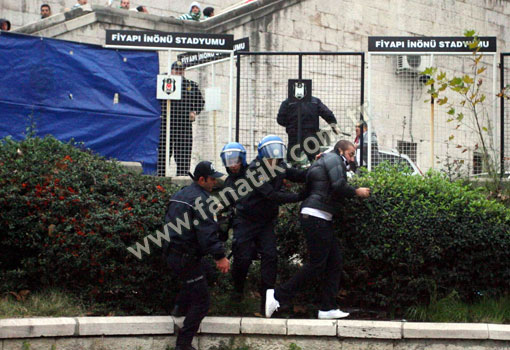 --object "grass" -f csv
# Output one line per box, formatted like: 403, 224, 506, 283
0, 289, 85, 318
2, 288, 509, 324
406, 291, 510, 323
